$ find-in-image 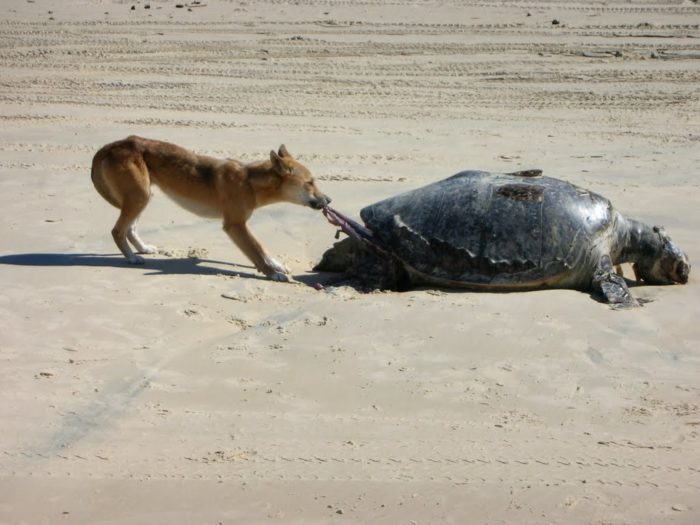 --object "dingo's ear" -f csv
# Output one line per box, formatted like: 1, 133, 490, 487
278, 144, 291, 158
270, 150, 287, 173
